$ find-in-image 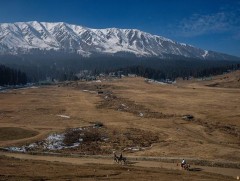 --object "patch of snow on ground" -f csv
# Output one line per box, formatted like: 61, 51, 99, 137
6, 127, 103, 152
145, 79, 176, 85
57, 115, 70, 119
7, 147, 26, 152
44, 133, 65, 150
124, 146, 149, 152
